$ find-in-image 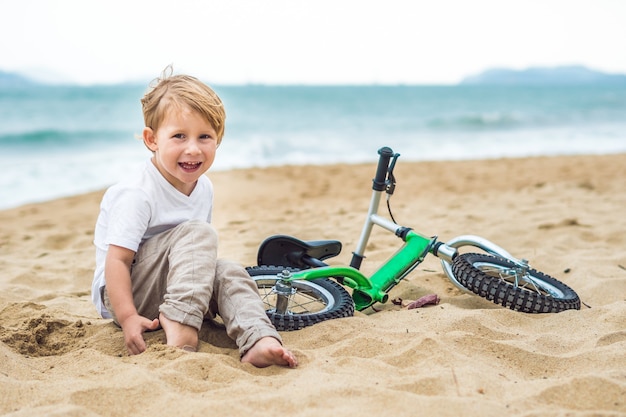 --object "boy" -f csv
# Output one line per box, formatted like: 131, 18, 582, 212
91, 68, 297, 368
